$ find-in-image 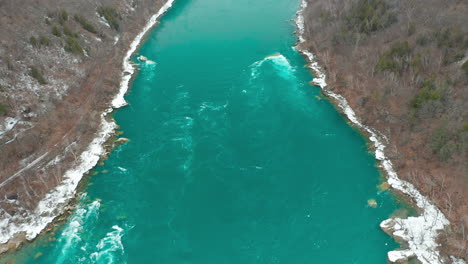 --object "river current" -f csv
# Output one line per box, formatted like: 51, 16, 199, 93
5, 0, 403, 263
